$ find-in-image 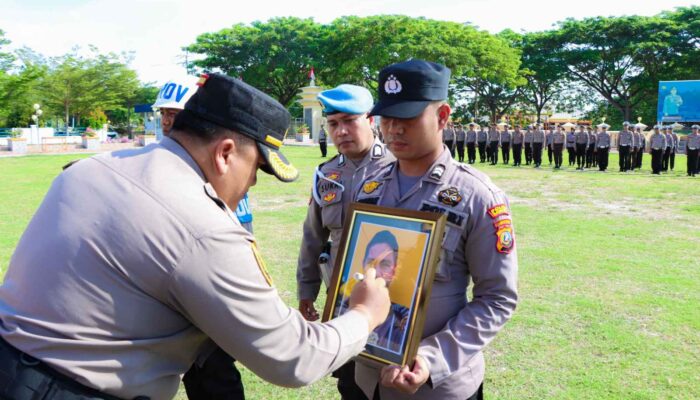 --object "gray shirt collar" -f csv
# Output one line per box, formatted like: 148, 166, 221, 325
160, 136, 206, 181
